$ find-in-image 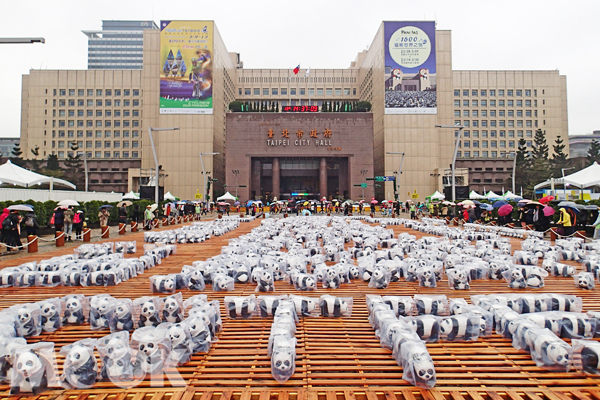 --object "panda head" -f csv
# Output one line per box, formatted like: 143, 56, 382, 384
272, 348, 294, 374
261, 270, 273, 284
67, 344, 92, 369
66, 297, 82, 313
167, 324, 186, 346
115, 302, 131, 319
15, 351, 43, 378
547, 342, 570, 366
349, 266, 360, 279
106, 337, 128, 360
164, 298, 179, 313
188, 319, 208, 337
326, 268, 338, 280
141, 301, 156, 317
138, 339, 159, 357
511, 269, 524, 281
17, 307, 32, 324
40, 302, 57, 318
162, 278, 175, 291
439, 317, 454, 336
578, 274, 594, 289
372, 267, 385, 281
412, 352, 435, 383
94, 297, 111, 315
